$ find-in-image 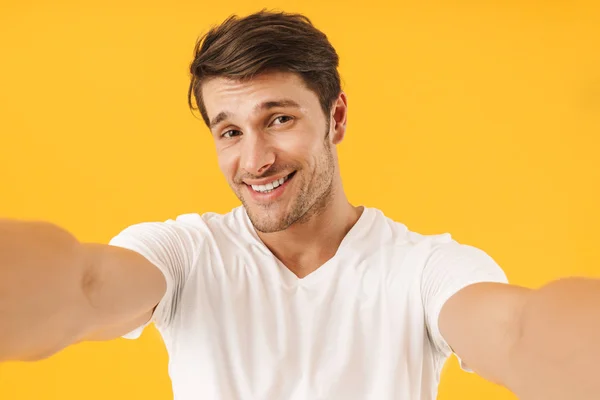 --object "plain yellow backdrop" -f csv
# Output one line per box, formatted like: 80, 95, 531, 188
1, 0, 599, 399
